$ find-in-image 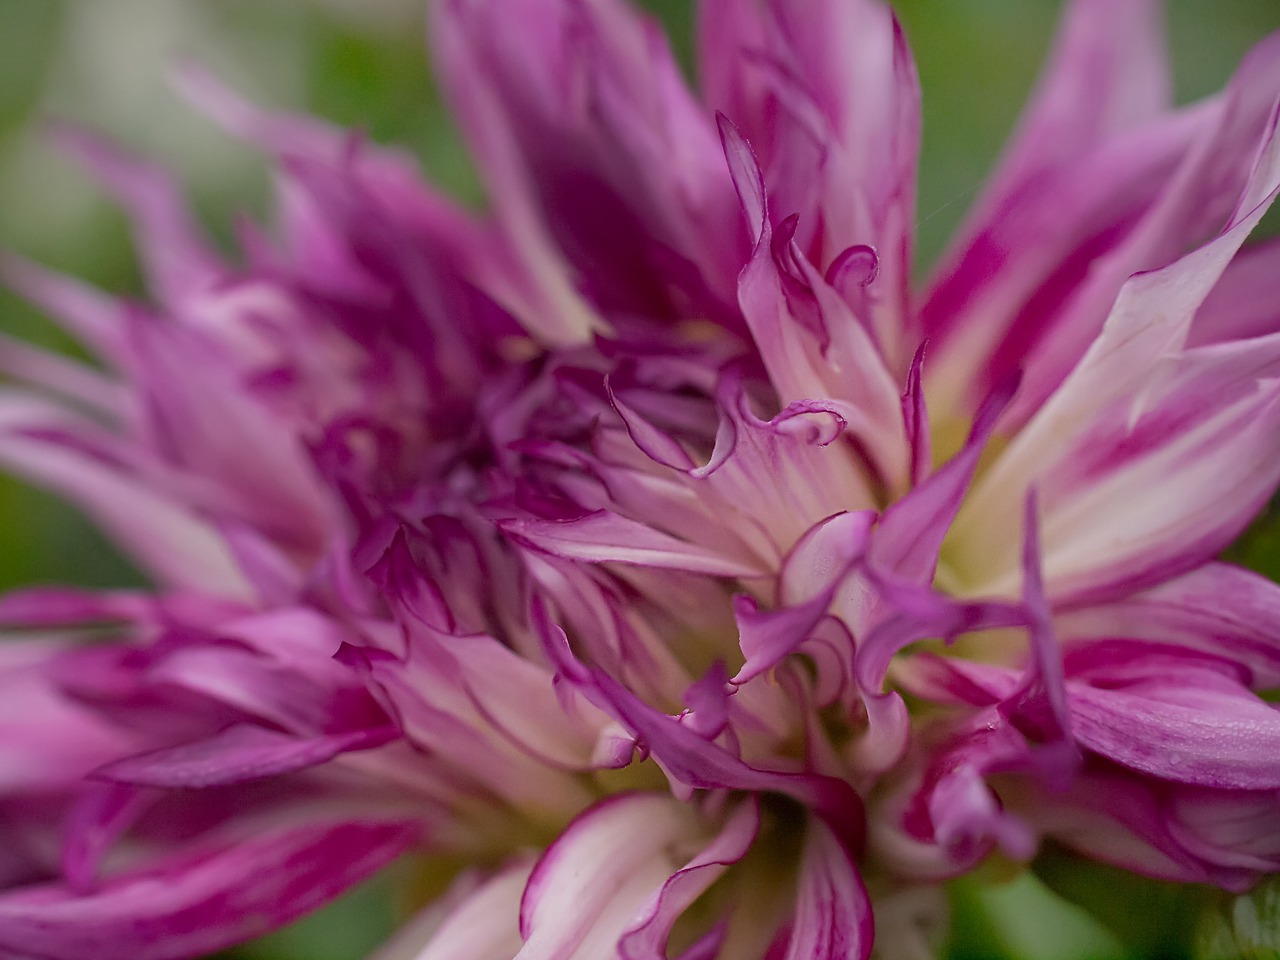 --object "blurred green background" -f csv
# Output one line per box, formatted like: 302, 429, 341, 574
0, 1, 1277, 958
